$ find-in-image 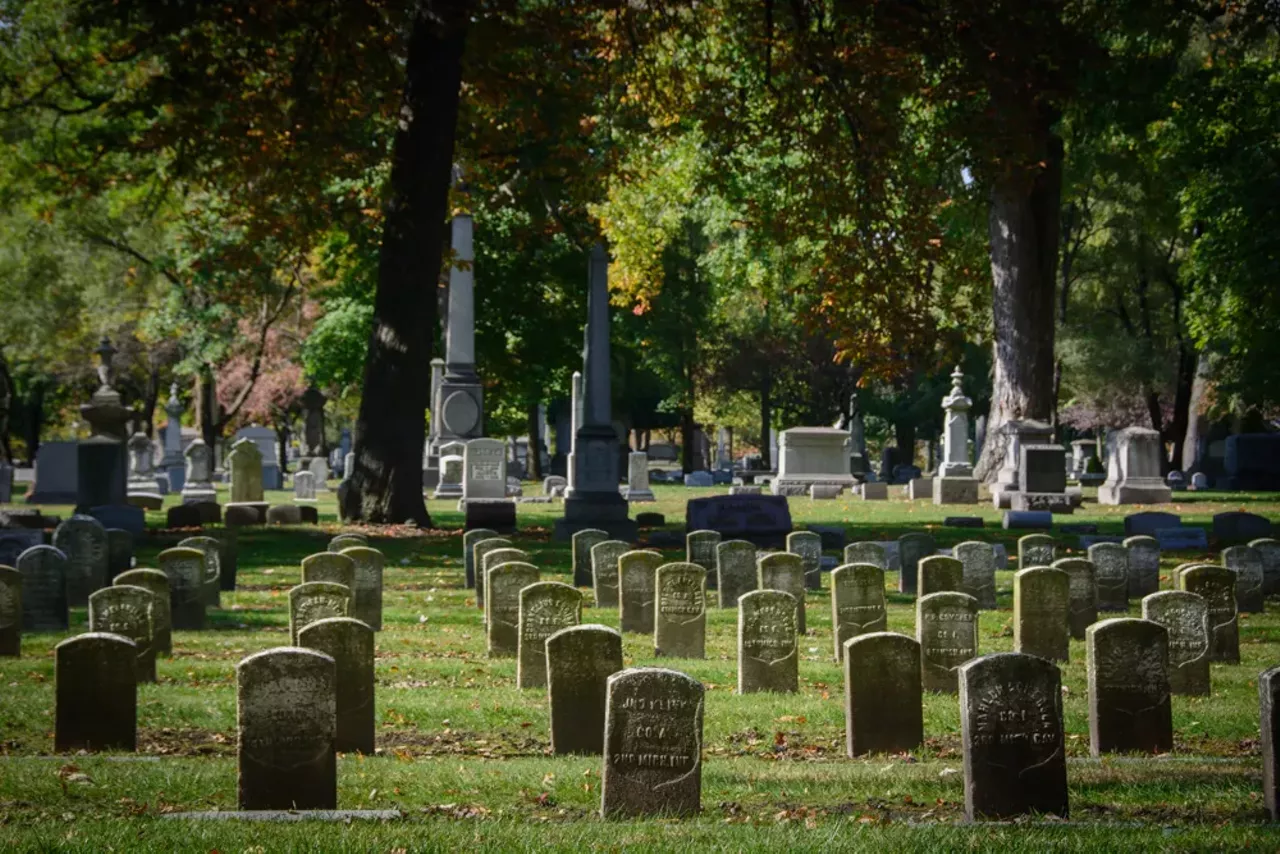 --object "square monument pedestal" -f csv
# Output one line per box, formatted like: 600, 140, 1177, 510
770, 427, 857, 497
460, 498, 517, 533
554, 494, 637, 542
933, 476, 979, 505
